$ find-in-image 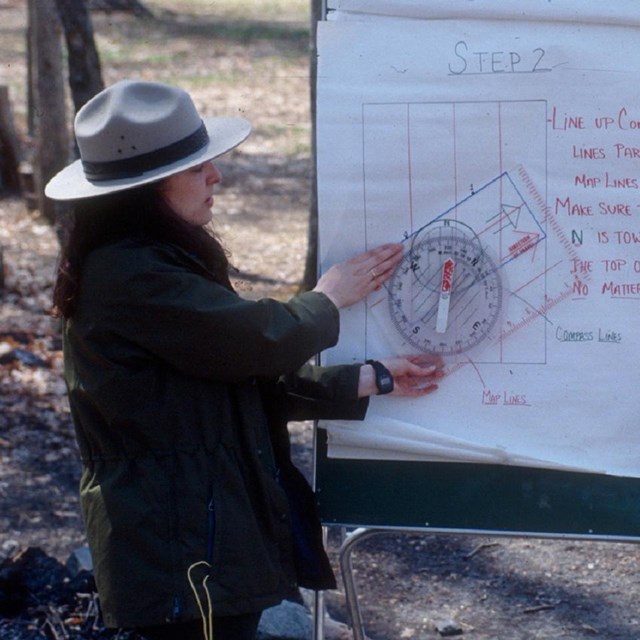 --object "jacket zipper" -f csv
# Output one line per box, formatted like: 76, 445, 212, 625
168, 461, 183, 622
172, 594, 181, 621
207, 495, 216, 566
